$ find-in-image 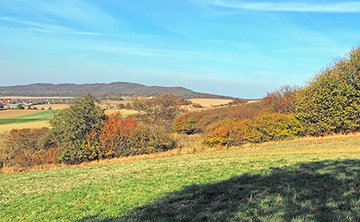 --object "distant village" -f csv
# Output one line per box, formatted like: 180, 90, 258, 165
0, 98, 72, 107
